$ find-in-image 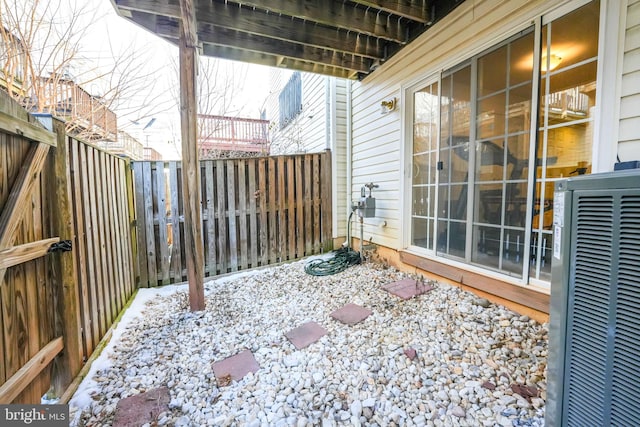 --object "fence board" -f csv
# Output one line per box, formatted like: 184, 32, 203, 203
77, 143, 99, 350
238, 160, 248, 270
69, 140, 90, 357
258, 158, 268, 267
227, 160, 238, 272
216, 160, 228, 273
295, 156, 304, 258
247, 160, 257, 268
101, 153, 117, 323
132, 163, 148, 287
131, 151, 332, 284
169, 162, 183, 282
155, 162, 169, 285
287, 157, 295, 259
304, 155, 312, 255
268, 157, 277, 264
142, 162, 157, 286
